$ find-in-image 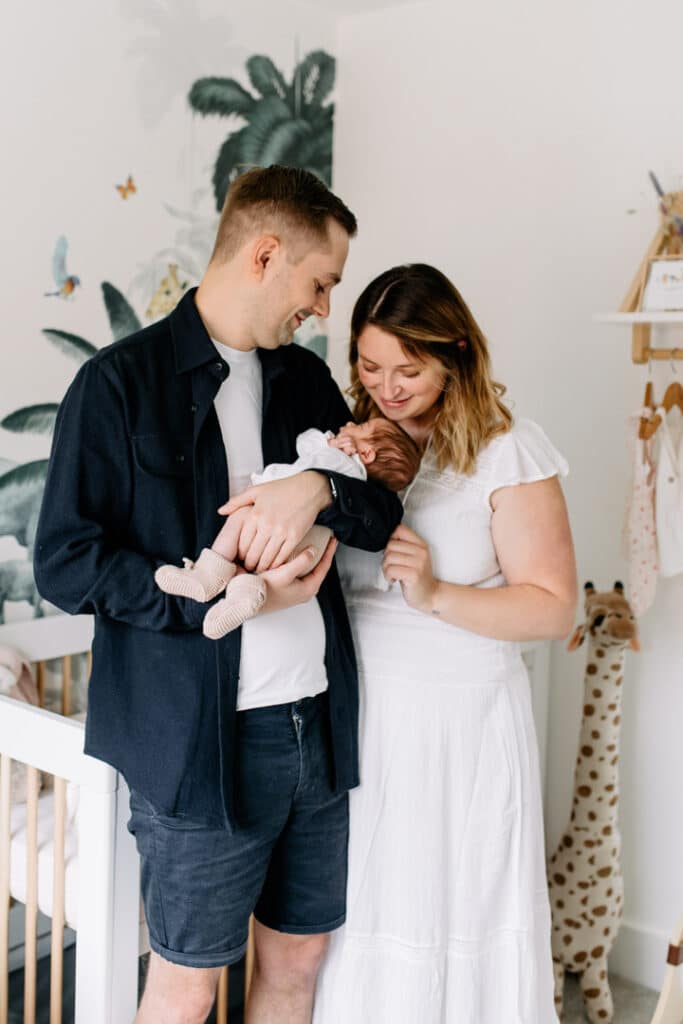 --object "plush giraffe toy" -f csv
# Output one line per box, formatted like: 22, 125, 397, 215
547, 581, 639, 1023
